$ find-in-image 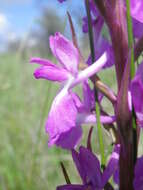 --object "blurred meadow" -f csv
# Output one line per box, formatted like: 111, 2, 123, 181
0, 0, 137, 189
